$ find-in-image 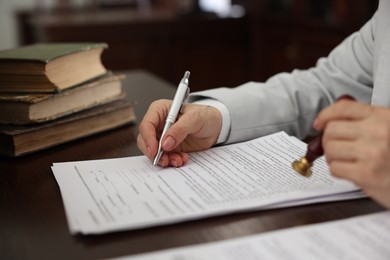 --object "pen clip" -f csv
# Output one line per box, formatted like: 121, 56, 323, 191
180, 87, 190, 114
